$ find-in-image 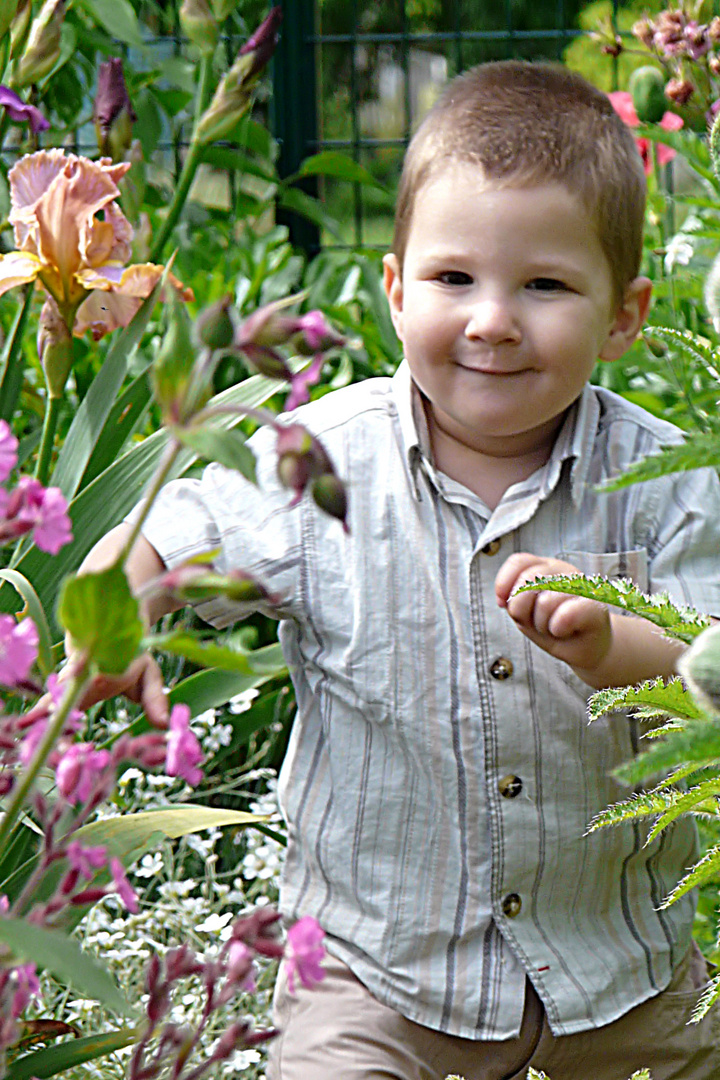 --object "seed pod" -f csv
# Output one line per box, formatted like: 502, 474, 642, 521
629, 66, 667, 124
